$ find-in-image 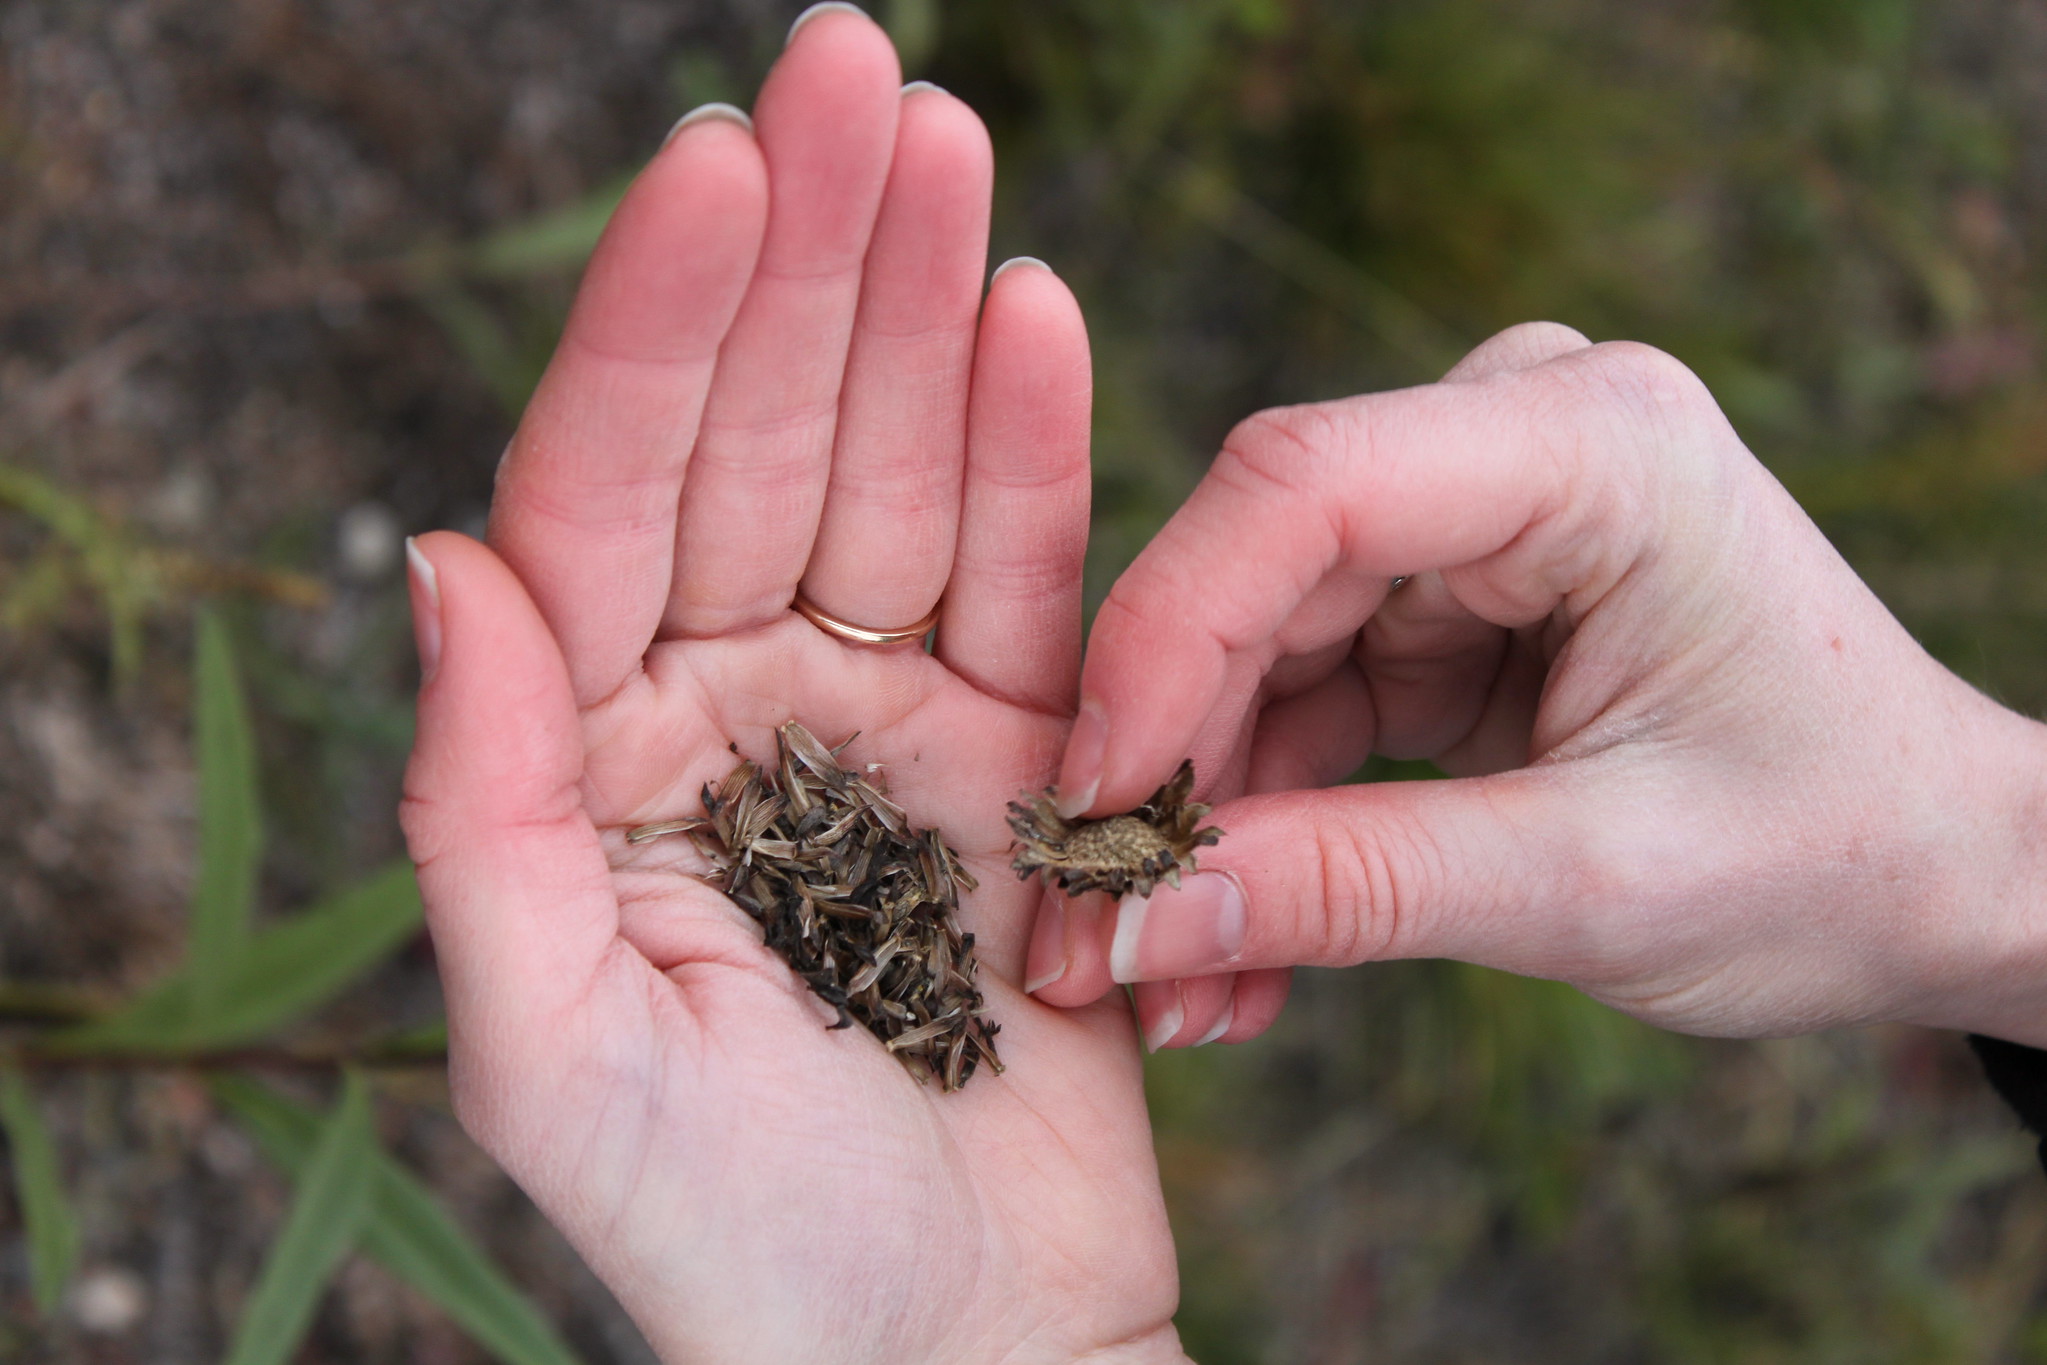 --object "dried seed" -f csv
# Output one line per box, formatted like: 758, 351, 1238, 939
632, 721, 1002, 1090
